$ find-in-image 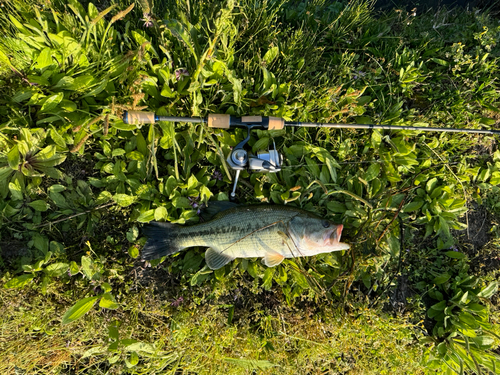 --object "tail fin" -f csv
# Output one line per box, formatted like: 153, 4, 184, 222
141, 222, 182, 260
